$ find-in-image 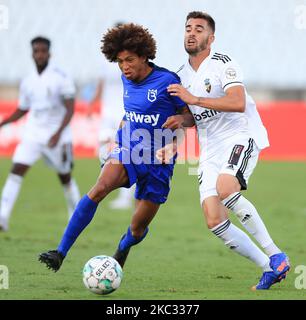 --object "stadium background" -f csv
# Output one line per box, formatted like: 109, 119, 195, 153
0, 0, 306, 300
1, 0, 306, 160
